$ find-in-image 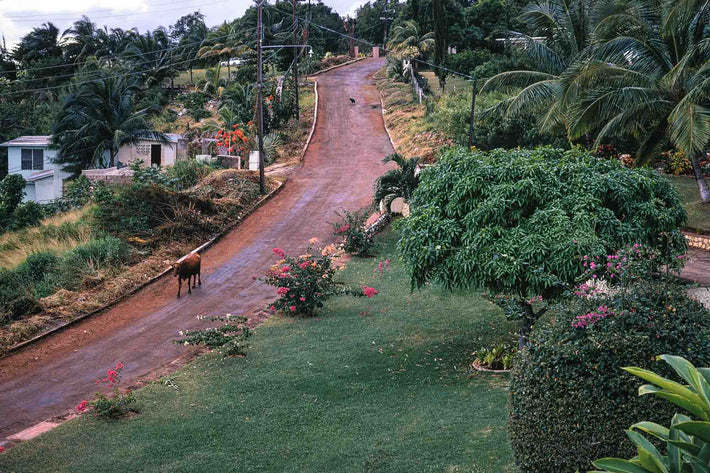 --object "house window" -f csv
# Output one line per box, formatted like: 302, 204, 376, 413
20, 149, 44, 171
